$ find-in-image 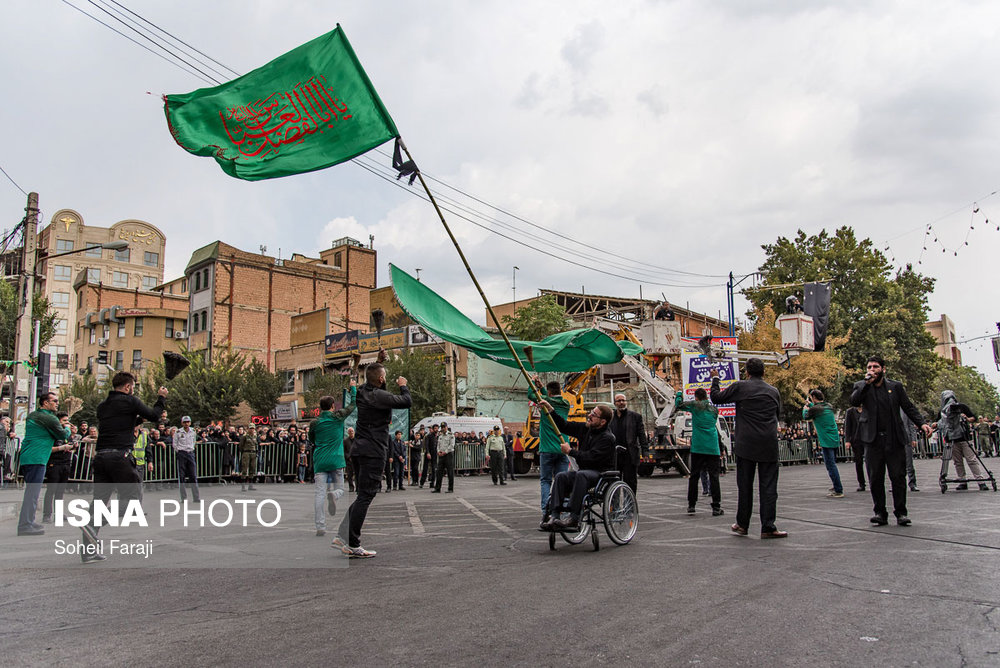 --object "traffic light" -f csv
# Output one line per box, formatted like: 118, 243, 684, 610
97, 350, 109, 365
35, 352, 50, 402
